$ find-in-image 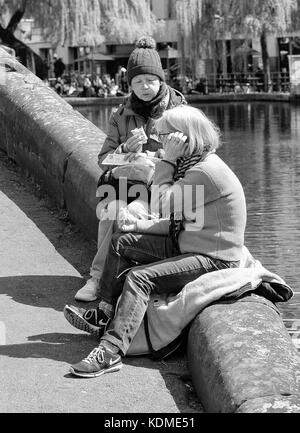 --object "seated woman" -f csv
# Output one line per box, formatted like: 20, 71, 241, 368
64, 105, 247, 378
